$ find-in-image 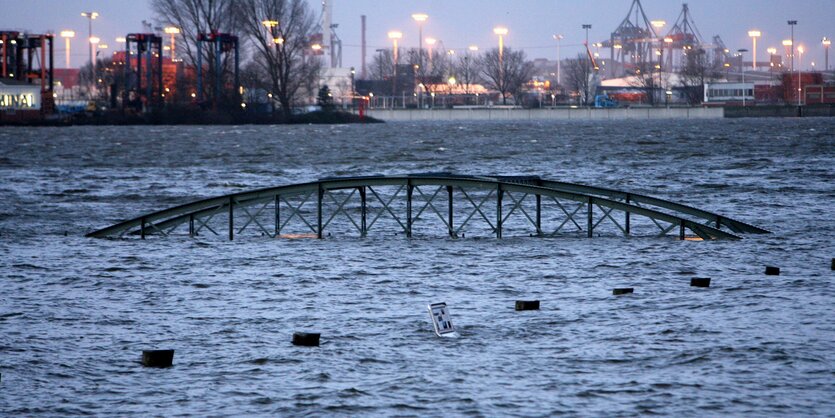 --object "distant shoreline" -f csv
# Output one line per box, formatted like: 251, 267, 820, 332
3, 105, 833, 126
0, 110, 383, 127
